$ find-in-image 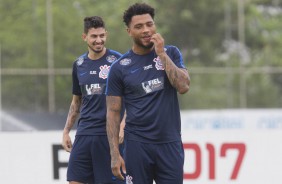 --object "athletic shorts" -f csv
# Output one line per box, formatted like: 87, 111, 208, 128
67, 135, 124, 184
123, 139, 184, 184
